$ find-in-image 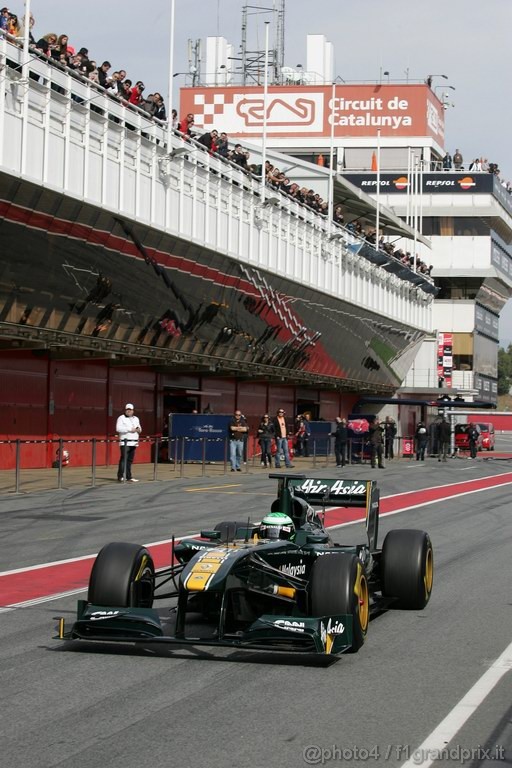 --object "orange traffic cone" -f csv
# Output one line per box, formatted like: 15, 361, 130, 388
371, 151, 378, 171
